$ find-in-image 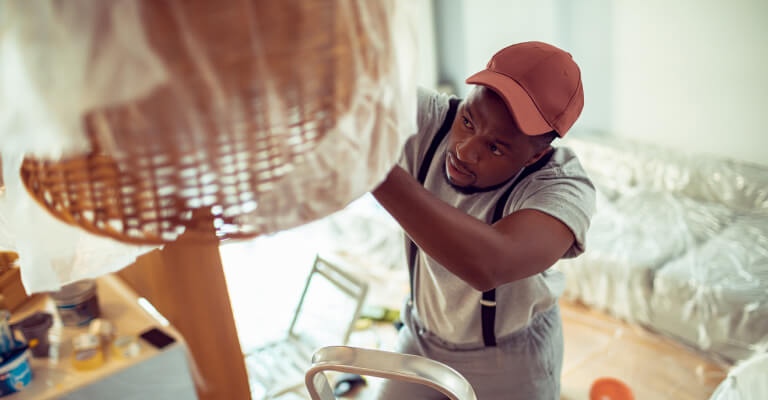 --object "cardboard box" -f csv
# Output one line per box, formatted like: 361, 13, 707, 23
0, 267, 29, 311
